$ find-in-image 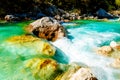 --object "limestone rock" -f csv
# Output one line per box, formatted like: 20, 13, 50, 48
4, 15, 19, 21
70, 68, 97, 80
26, 17, 67, 41
55, 63, 97, 80
97, 46, 113, 56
